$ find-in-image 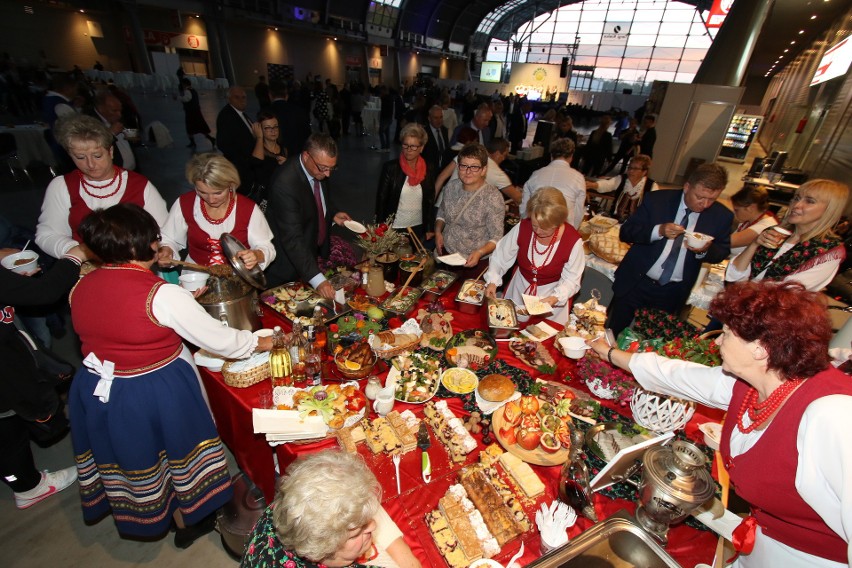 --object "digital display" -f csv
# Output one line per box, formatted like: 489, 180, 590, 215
479, 61, 503, 83
811, 36, 852, 87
